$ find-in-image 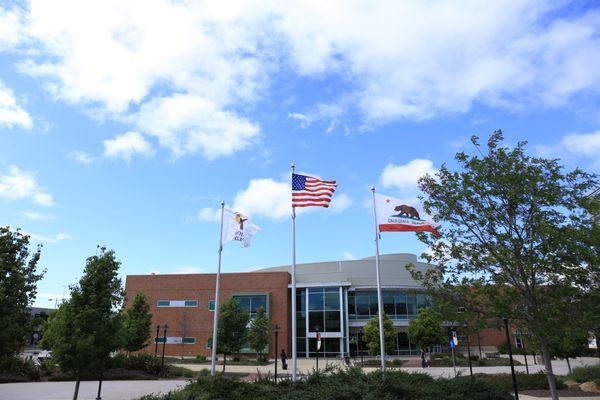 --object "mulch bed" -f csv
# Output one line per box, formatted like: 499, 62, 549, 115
521, 388, 600, 398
